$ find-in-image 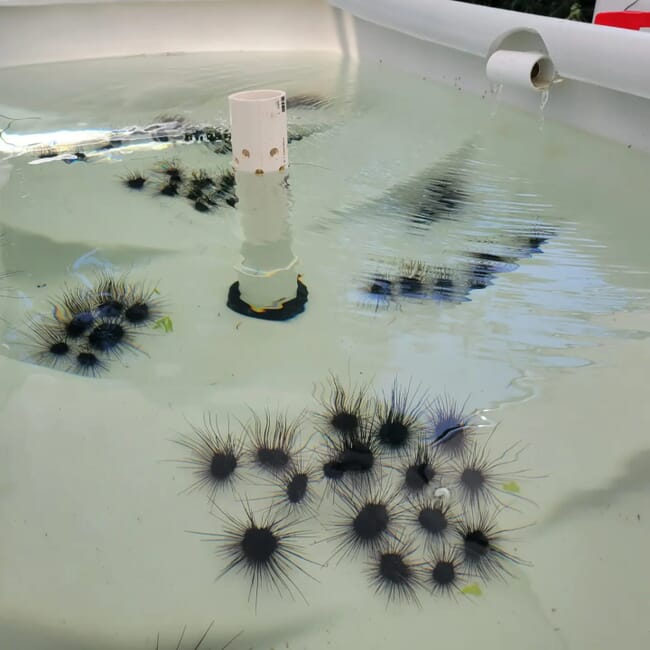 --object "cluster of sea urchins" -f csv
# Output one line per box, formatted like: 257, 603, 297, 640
122, 160, 238, 214
360, 223, 555, 310
176, 375, 533, 608
24, 274, 165, 376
